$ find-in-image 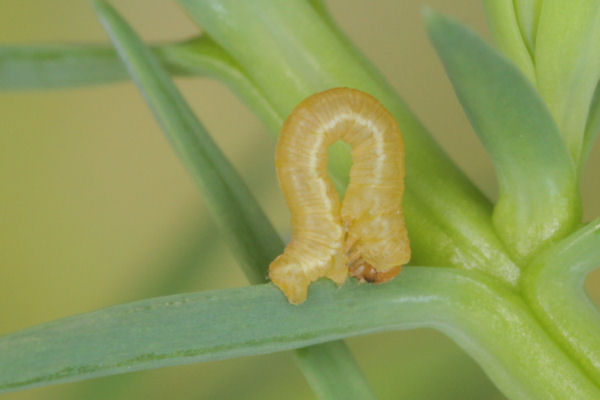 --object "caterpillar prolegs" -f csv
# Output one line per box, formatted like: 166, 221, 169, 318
269, 88, 410, 304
